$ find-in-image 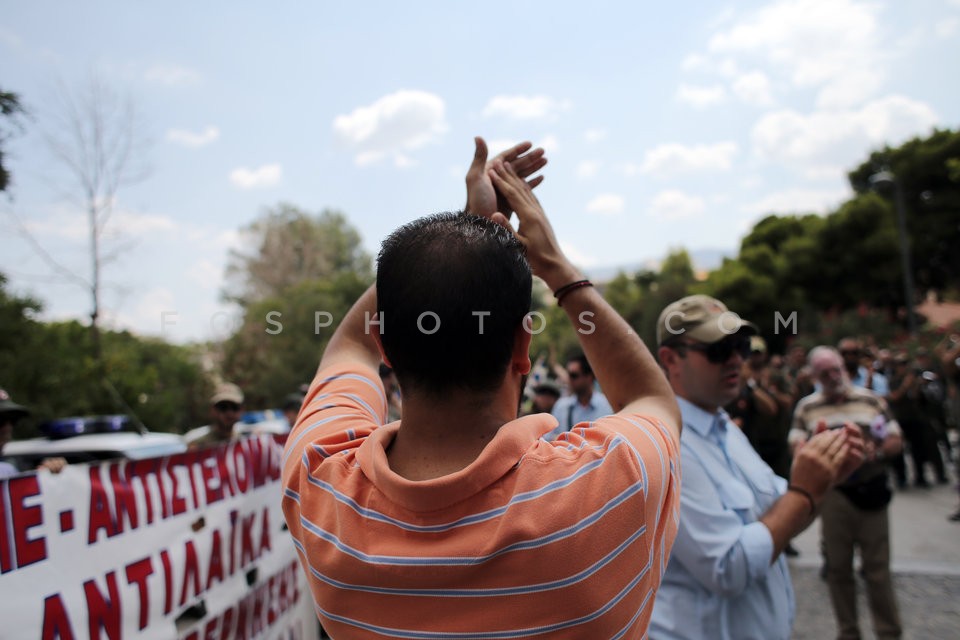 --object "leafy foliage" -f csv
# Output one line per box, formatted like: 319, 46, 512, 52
596, 130, 959, 352
224, 204, 372, 307
0, 273, 207, 438
219, 205, 374, 407
848, 128, 960, 294
0, 88, 26, 192
220, 273, 370, 408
